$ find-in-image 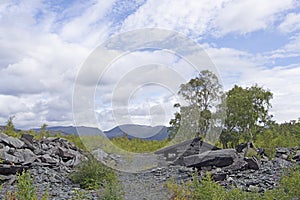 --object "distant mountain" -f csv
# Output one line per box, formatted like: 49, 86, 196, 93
104, 124, 169, 141
34, 126, 103, 136
34, 124, 169, 140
